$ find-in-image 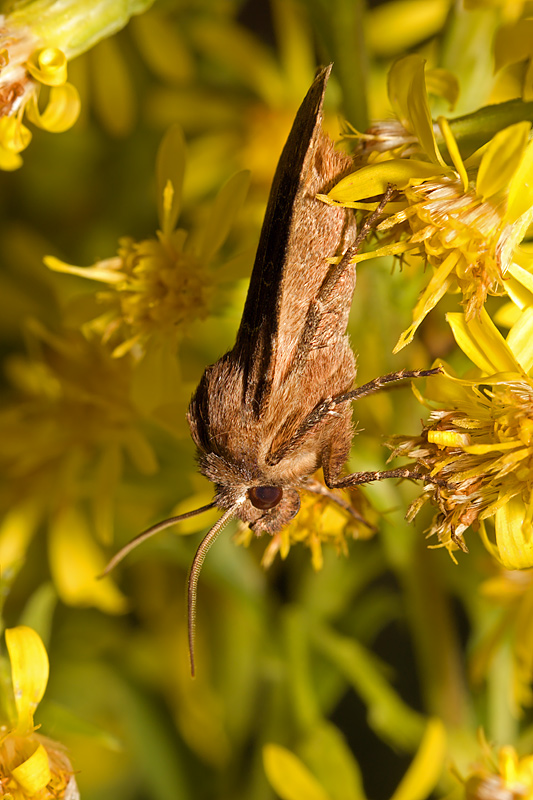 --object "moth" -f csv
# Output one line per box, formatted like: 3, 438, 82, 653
105, 65, 439, 674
